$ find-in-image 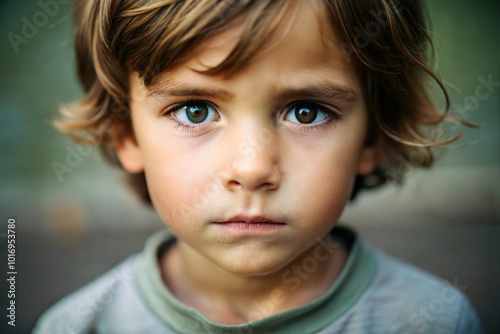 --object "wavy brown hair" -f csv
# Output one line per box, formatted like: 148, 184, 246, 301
57, 0, 468, 204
